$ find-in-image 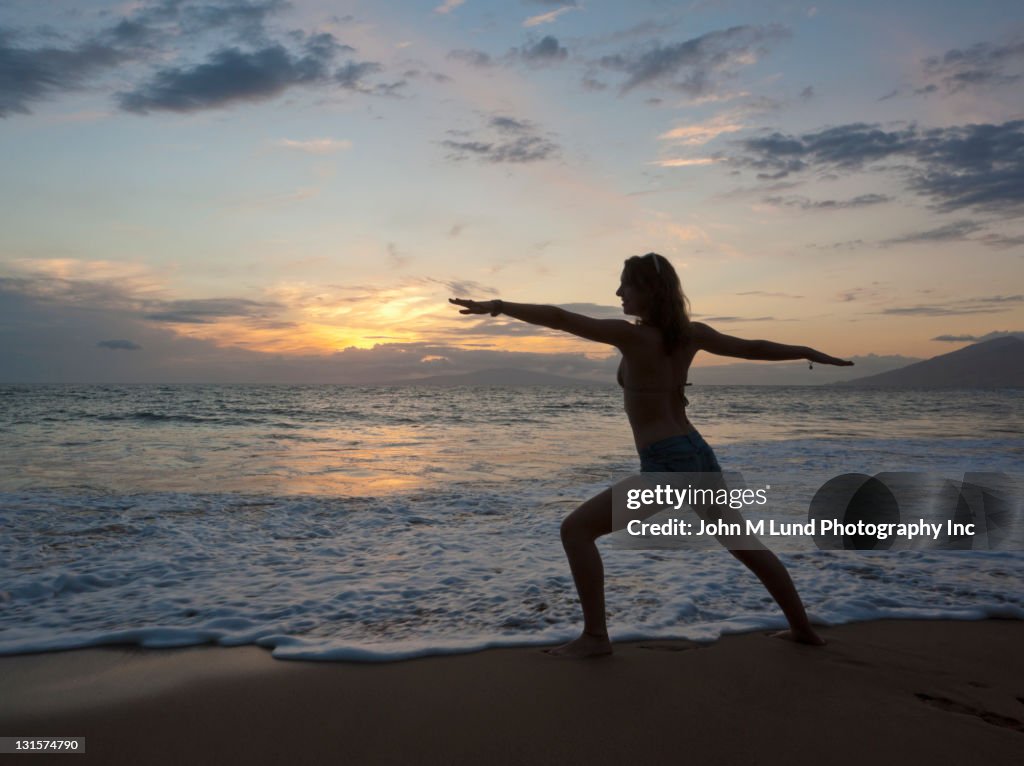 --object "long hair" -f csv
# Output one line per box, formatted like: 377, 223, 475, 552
622, 252, 691, 353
